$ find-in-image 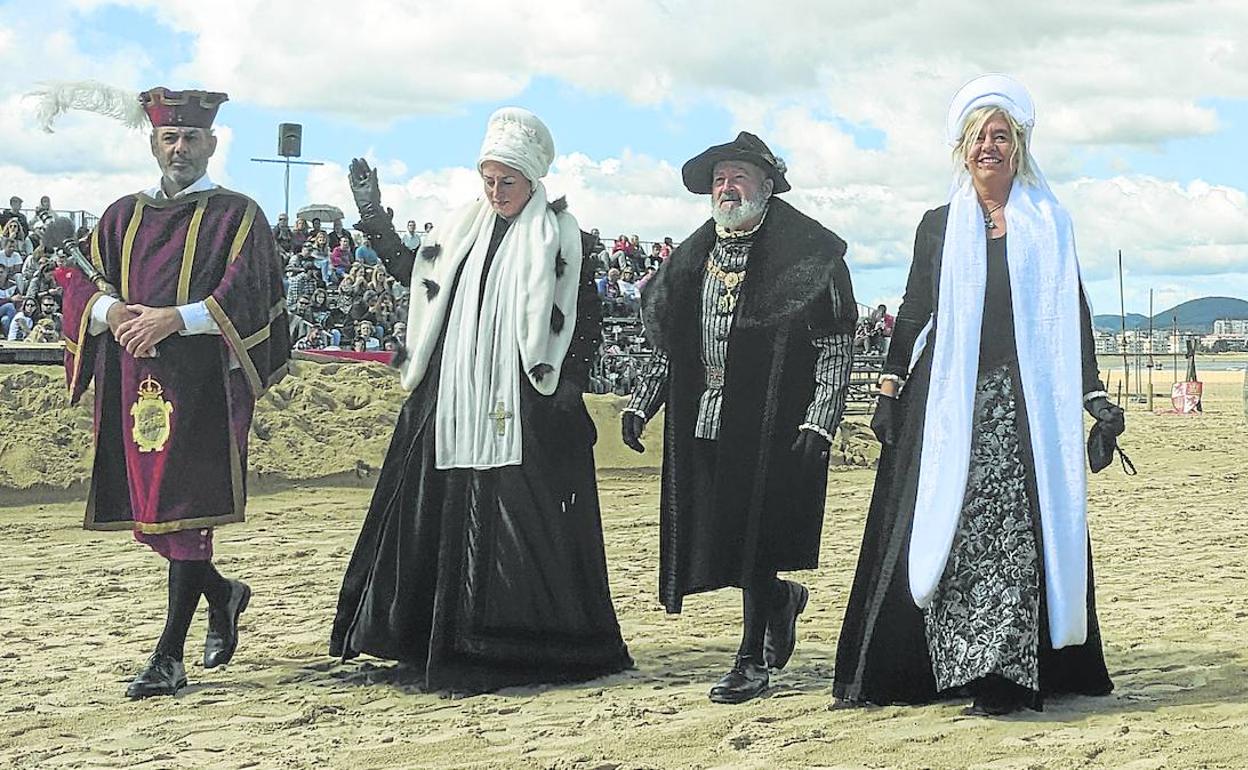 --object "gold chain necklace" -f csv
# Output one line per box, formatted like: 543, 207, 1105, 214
706, 260, 746, 313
